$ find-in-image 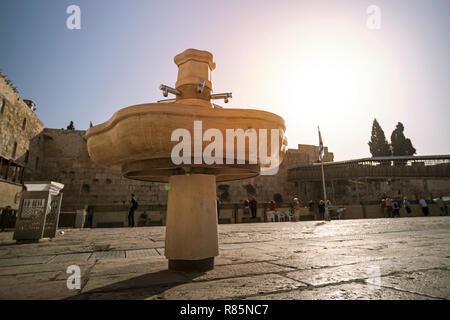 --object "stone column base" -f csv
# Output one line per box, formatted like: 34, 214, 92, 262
168, 257, 214, 272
